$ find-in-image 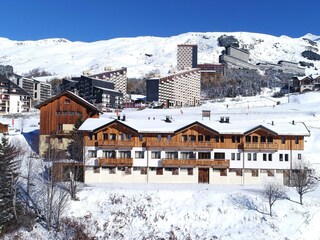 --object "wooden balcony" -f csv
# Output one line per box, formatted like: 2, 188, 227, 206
147, 141, 213, 149
243, 142, 278, 150
51, 130, 72, 137
98, 157, 133, 166
162, 158, 230, 168
97, 140, 135, 147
